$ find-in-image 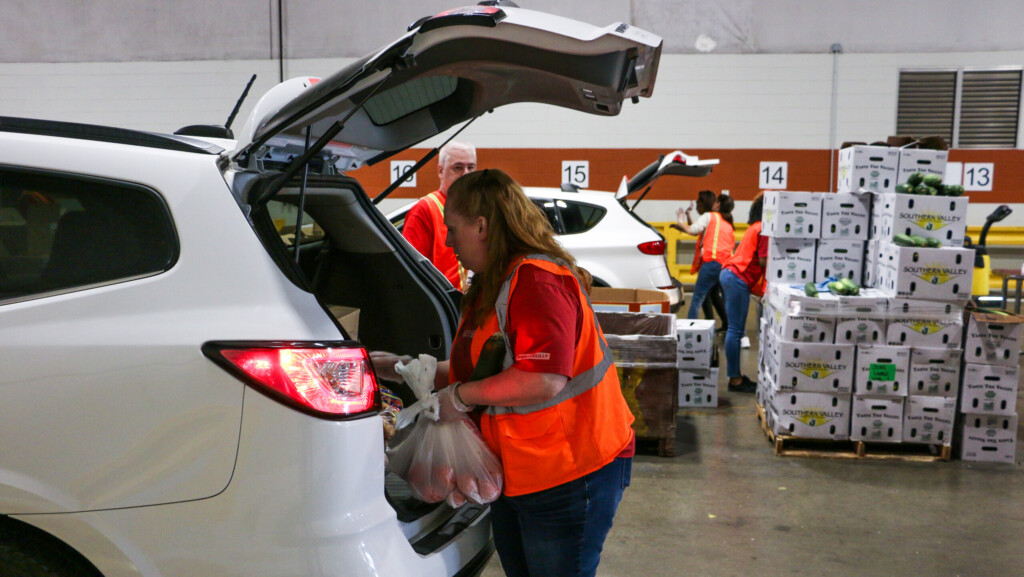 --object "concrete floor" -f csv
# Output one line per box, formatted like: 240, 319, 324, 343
480, 324, 1024, 577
